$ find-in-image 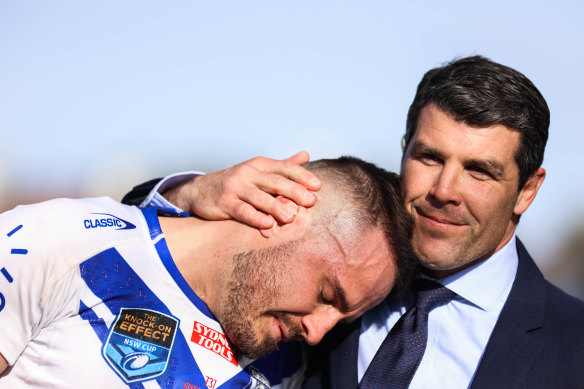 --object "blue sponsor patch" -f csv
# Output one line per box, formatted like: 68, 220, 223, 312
84, 213, 136, 230
103, 308, 179, 383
